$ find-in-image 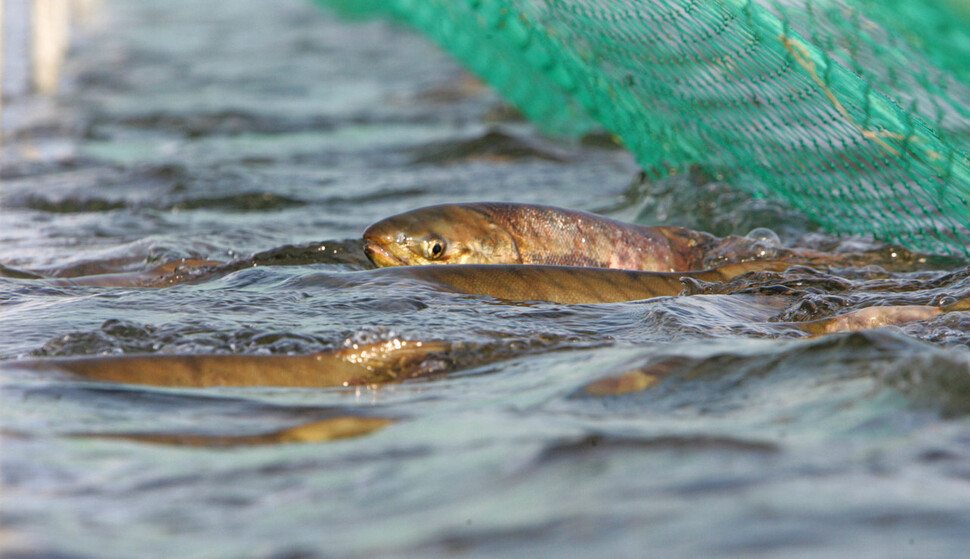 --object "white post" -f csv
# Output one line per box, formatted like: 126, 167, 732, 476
0, 0, 97, 139
31, 0, 70, 95
1, 0, 5, 140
